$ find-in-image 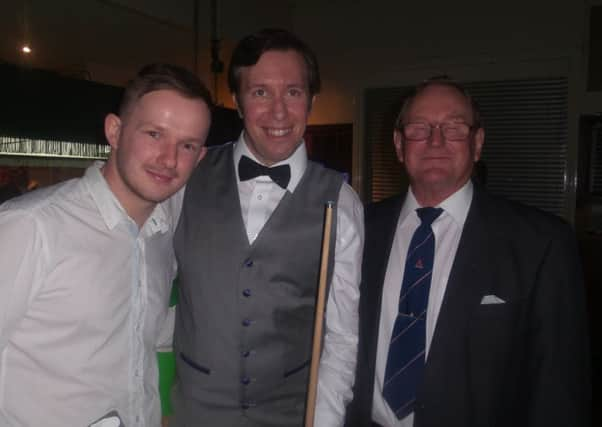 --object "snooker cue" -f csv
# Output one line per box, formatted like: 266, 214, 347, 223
304, 201, 335, 427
